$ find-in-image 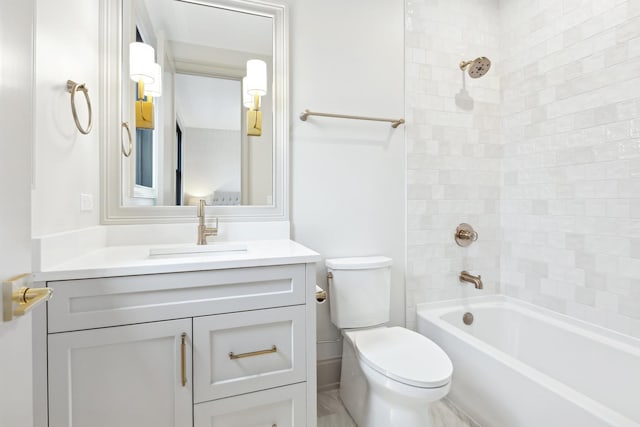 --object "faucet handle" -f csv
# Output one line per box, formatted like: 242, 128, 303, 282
455, 223, 478, 247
